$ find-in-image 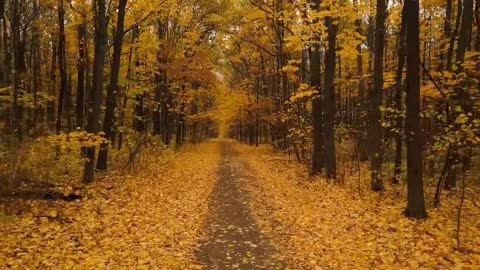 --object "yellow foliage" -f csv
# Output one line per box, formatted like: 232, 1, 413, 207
290, 84, 317, 102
